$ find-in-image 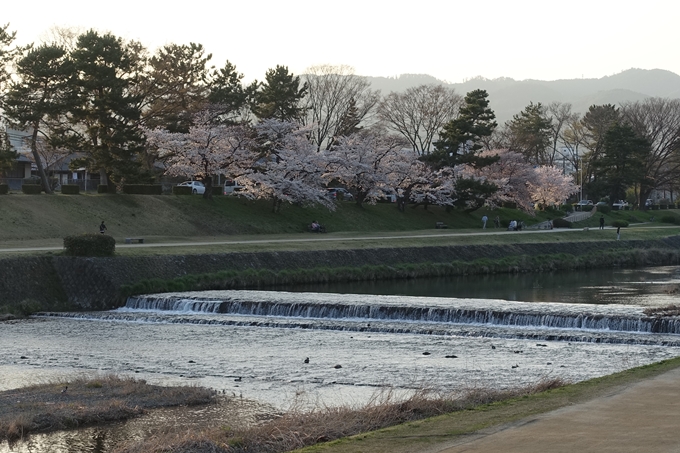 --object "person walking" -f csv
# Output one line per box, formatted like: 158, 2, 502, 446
617, 226, 621, 240
494, 216, 500, 228
99, 221, 107, 234
599, 215, 605, 230
482, 215, 488, 229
